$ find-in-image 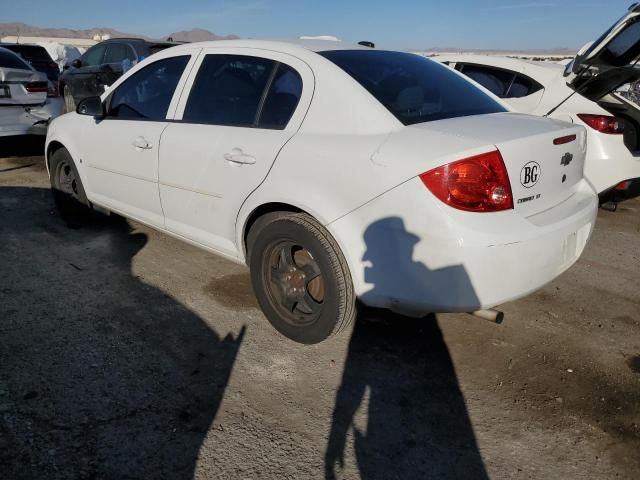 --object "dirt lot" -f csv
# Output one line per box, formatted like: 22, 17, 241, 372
0, 136, 639, 480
